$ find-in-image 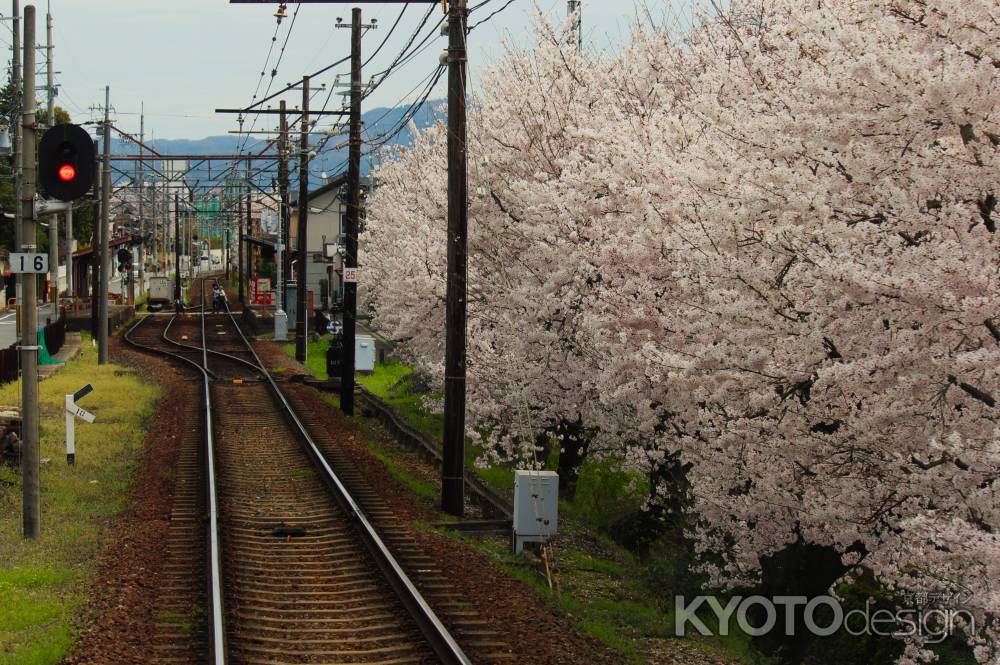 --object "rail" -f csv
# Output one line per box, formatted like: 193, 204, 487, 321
125, 274, 474, 665
122, 314, 228, 665
217, 294, 473, 665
